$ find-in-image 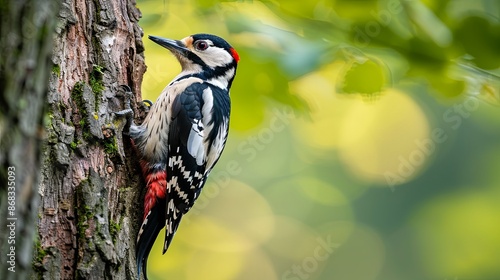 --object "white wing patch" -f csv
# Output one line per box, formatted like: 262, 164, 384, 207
206, 117, 228, 170
187, 119, 205, 165
201, 88, 213, 128
185, 87, 217, 166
